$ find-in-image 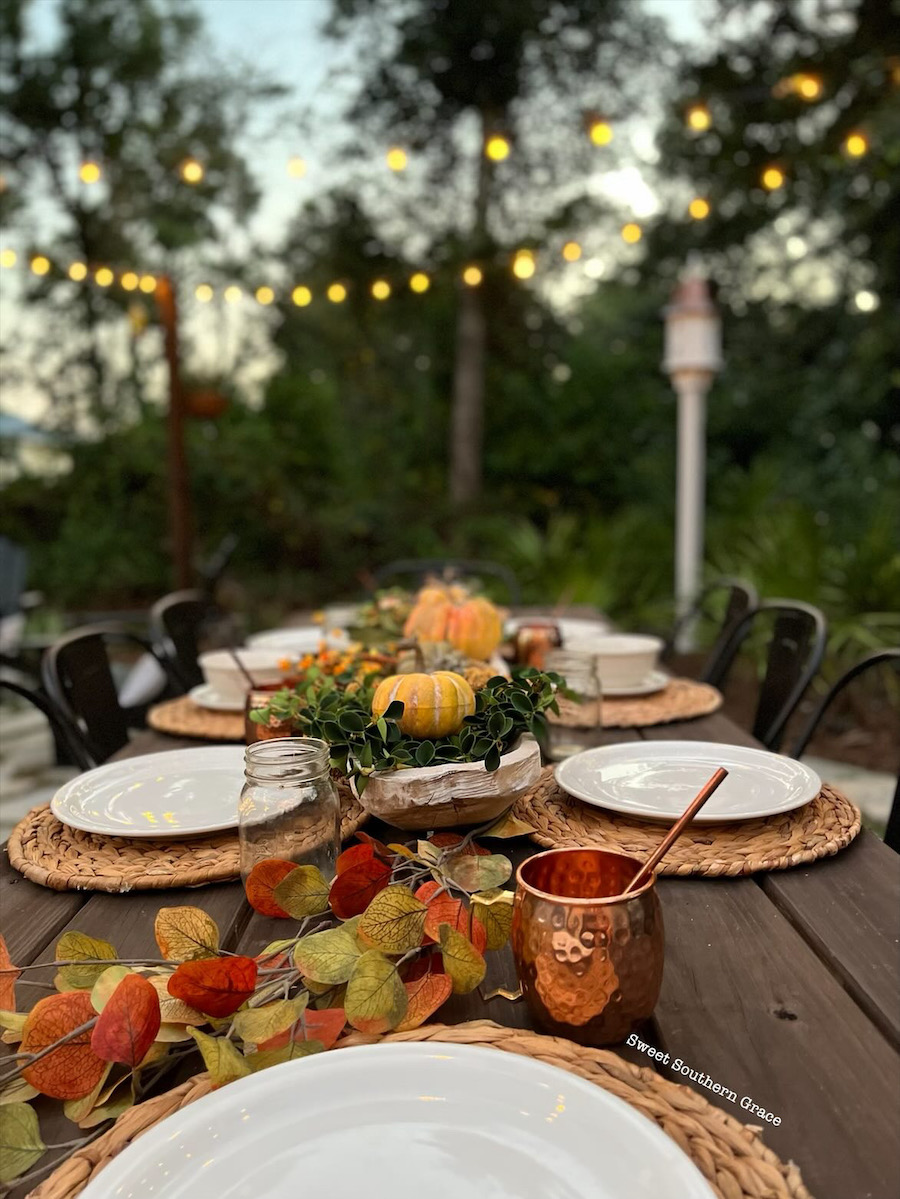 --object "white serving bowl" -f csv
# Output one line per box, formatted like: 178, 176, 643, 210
579, 634, 664, 690
198, 649, 290, 704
